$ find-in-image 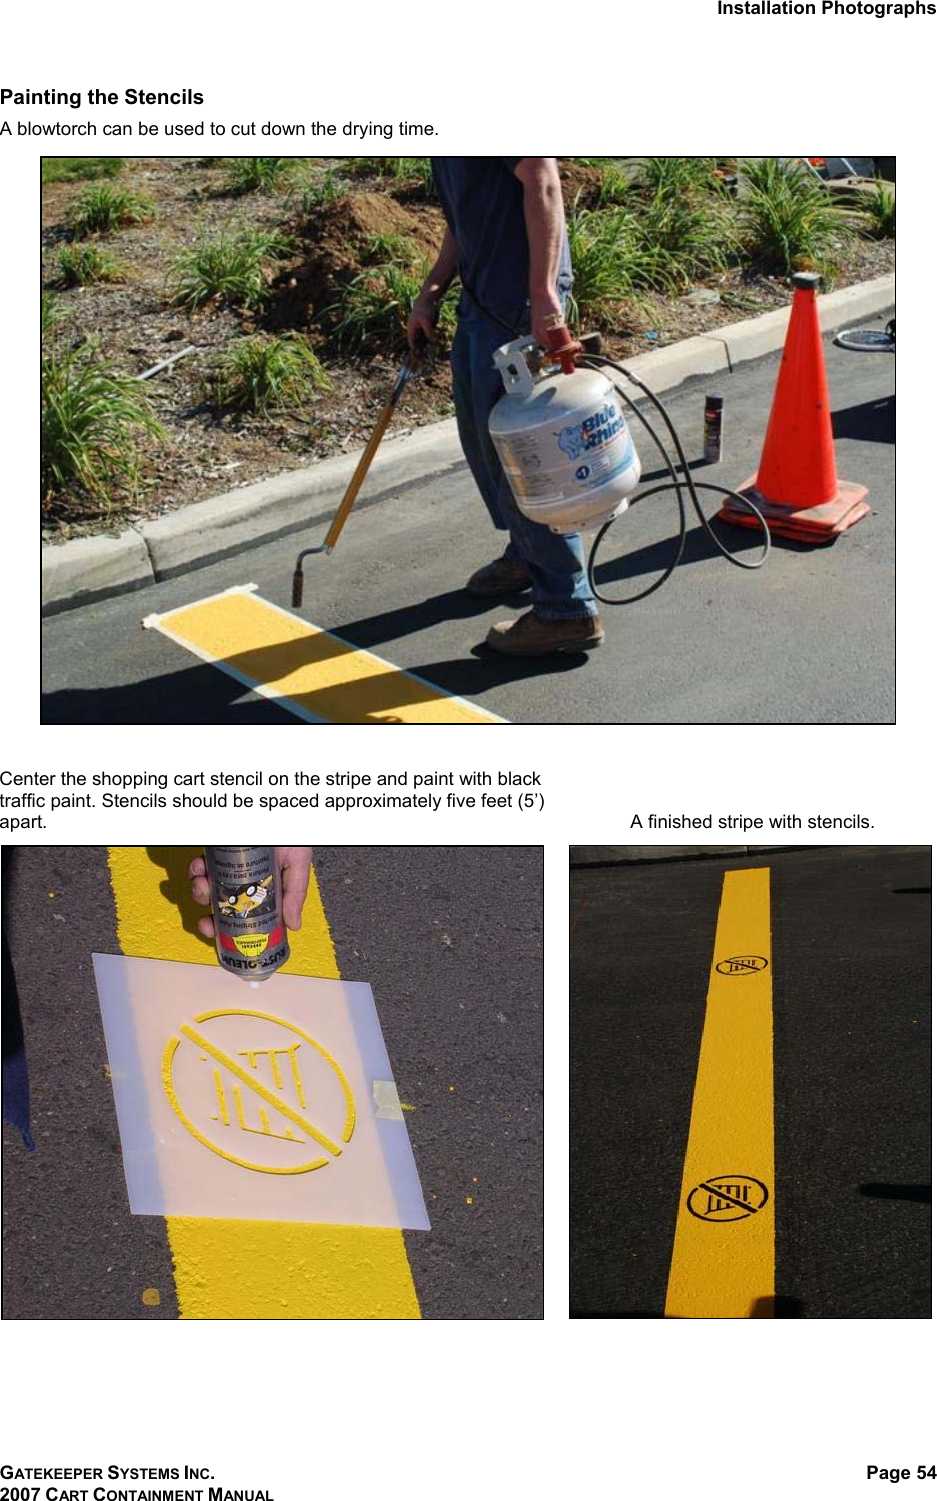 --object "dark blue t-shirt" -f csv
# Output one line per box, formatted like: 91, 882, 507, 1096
431, 157, 573, 333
